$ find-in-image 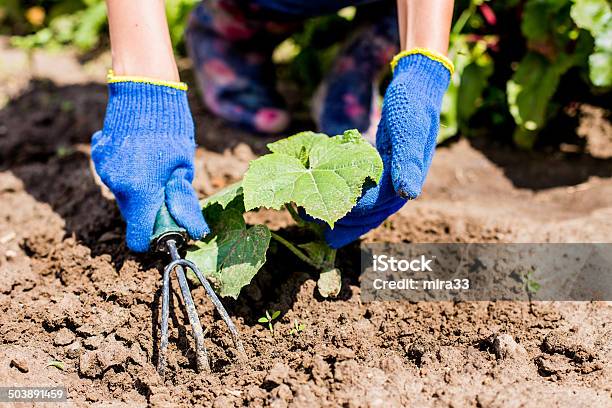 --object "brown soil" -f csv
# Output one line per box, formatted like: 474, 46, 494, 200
1, 43, 611, 407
